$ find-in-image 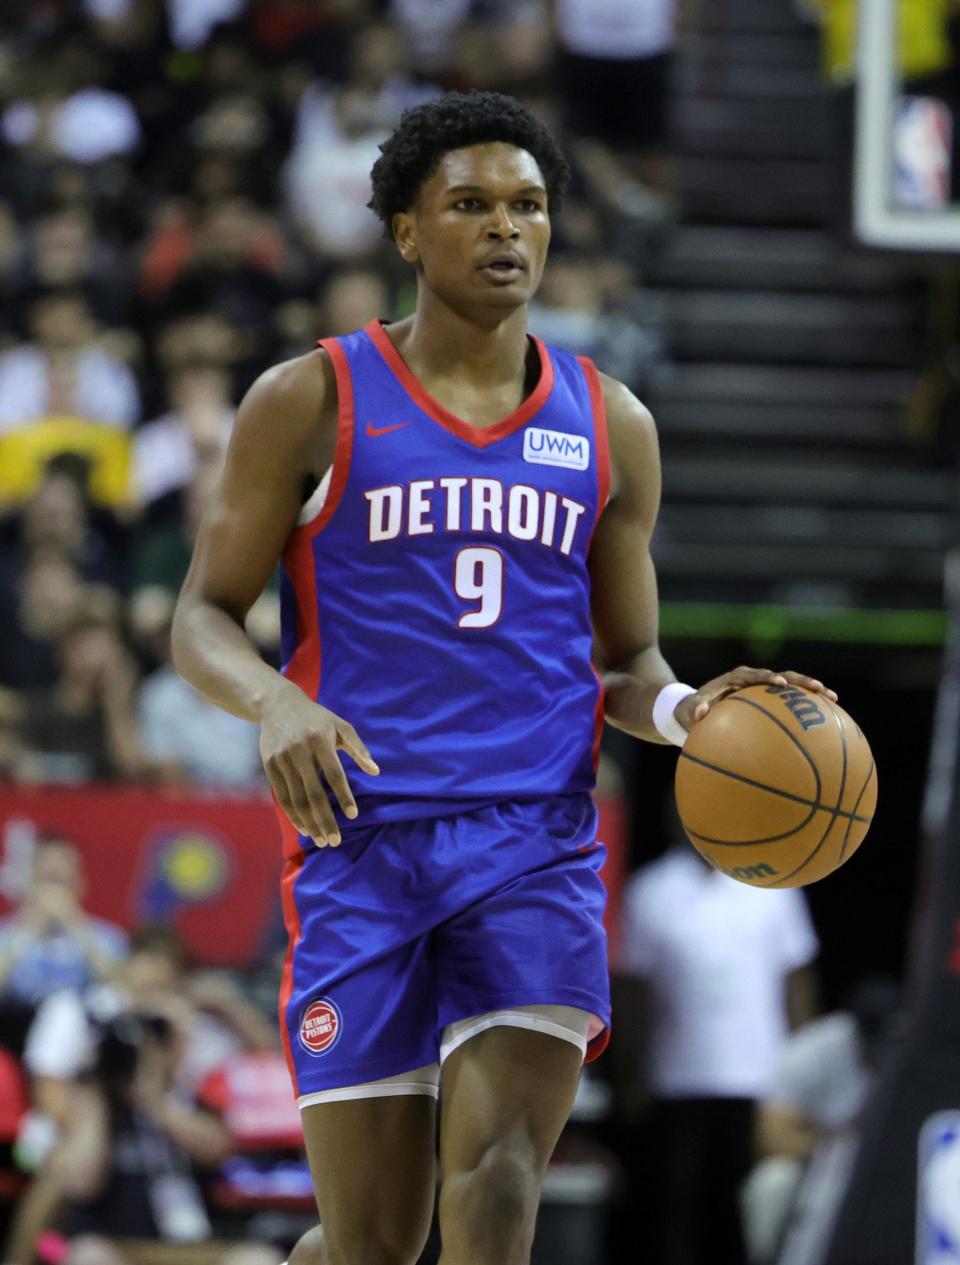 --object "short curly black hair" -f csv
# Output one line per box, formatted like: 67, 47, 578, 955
369, 91, 570, 235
